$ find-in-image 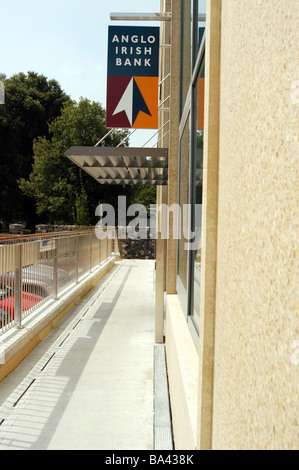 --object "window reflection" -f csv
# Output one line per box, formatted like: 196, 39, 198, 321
195, 0, 206, 53
177, 0, 206, 333
178, 115, 190, 293
181, 0, 192, 114
191, 56, 205, 331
